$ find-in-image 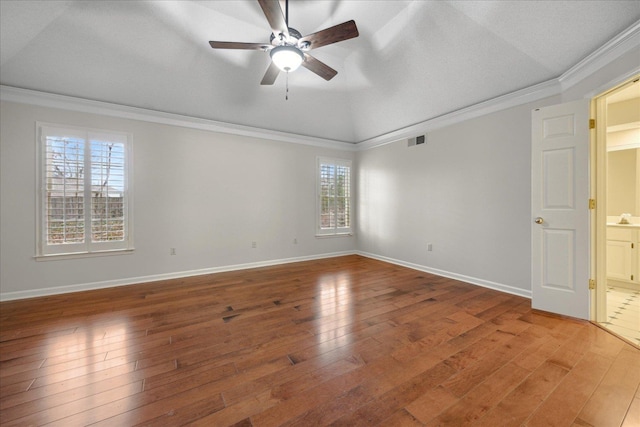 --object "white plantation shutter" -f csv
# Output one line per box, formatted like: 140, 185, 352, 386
38, 124, 132, 256
44, 132, 86, 248
317, 157, 352, 235
90, 132, 127, 244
